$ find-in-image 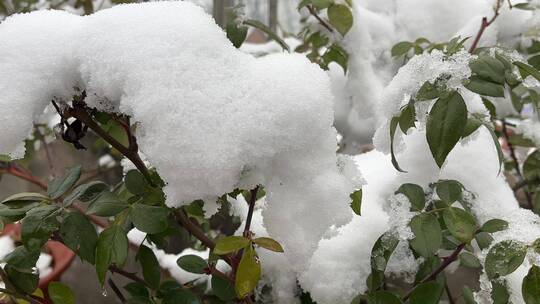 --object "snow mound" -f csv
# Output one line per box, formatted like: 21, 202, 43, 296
0, 2, 360, 271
